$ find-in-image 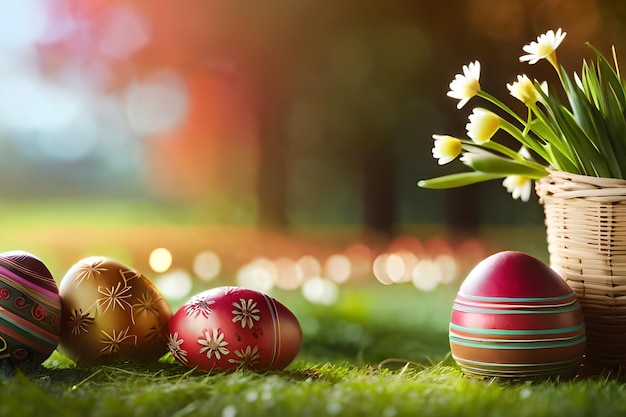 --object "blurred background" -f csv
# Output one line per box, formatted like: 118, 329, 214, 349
0, 0, 624, 307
